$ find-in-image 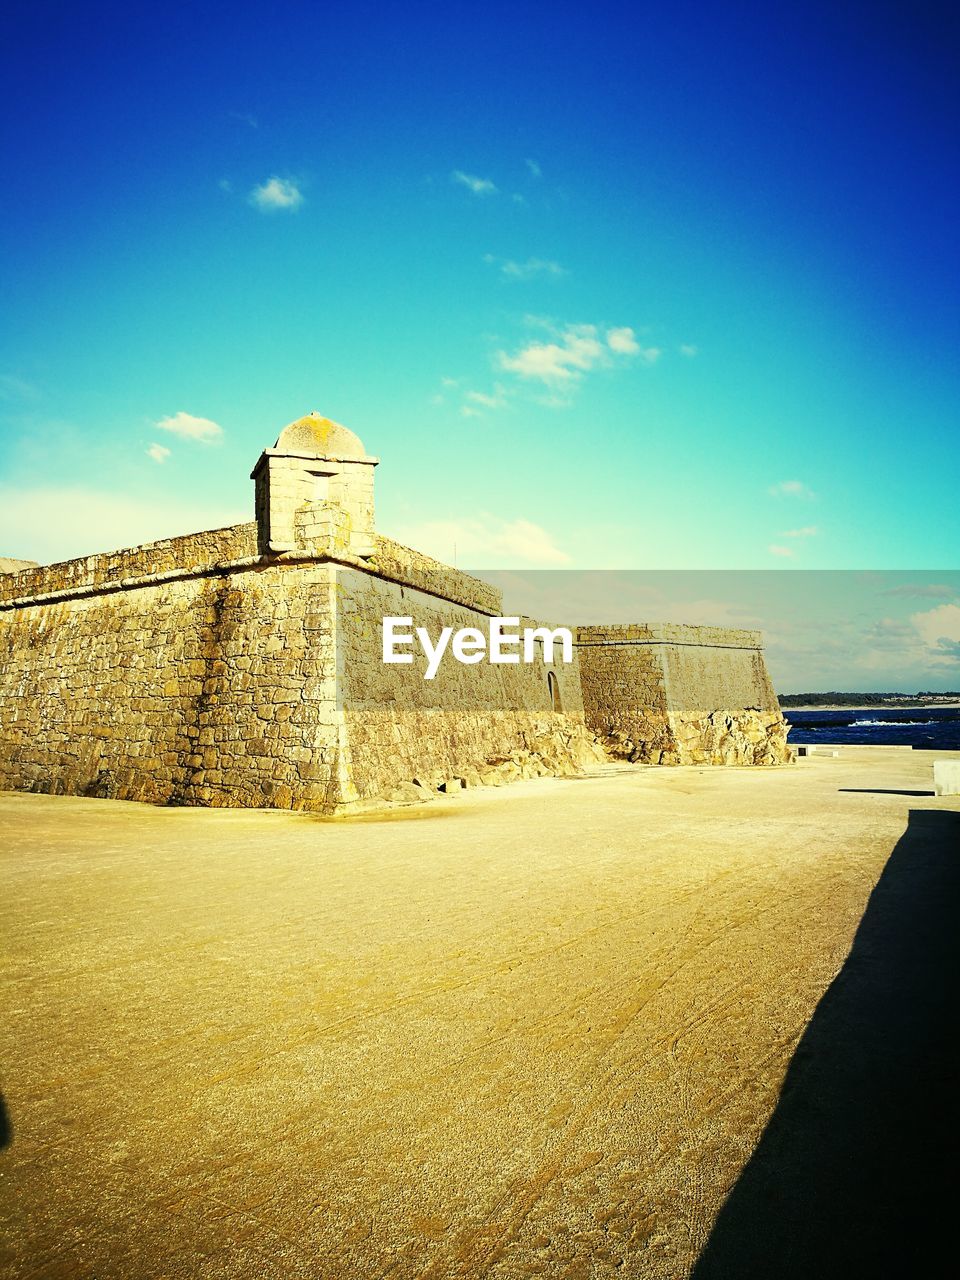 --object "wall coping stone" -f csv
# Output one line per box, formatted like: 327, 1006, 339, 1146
0, 529, 502, 618
575, 623, 764, 649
